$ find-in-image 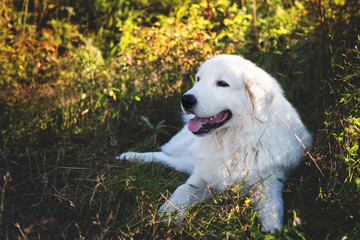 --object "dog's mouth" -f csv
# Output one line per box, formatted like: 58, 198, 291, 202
187, 110, 232, 135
